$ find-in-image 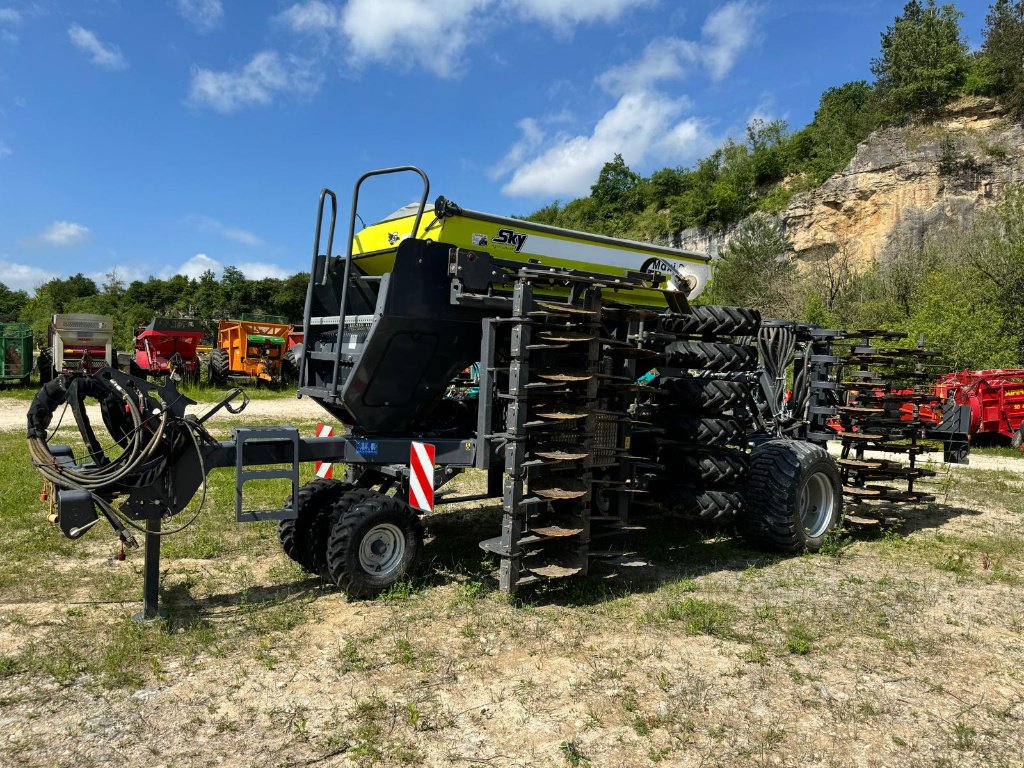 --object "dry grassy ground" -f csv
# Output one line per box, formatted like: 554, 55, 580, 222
1, 407, 1023, 767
